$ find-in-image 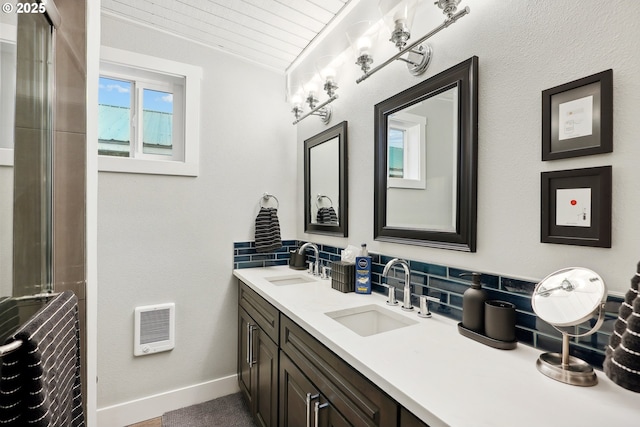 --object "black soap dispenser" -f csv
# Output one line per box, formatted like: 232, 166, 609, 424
461, 273, 487, 333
